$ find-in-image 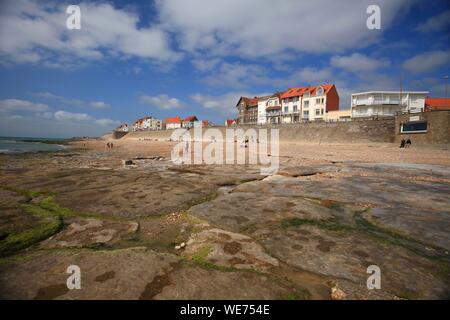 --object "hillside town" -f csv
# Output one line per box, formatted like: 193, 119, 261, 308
116, 83, 449, 136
